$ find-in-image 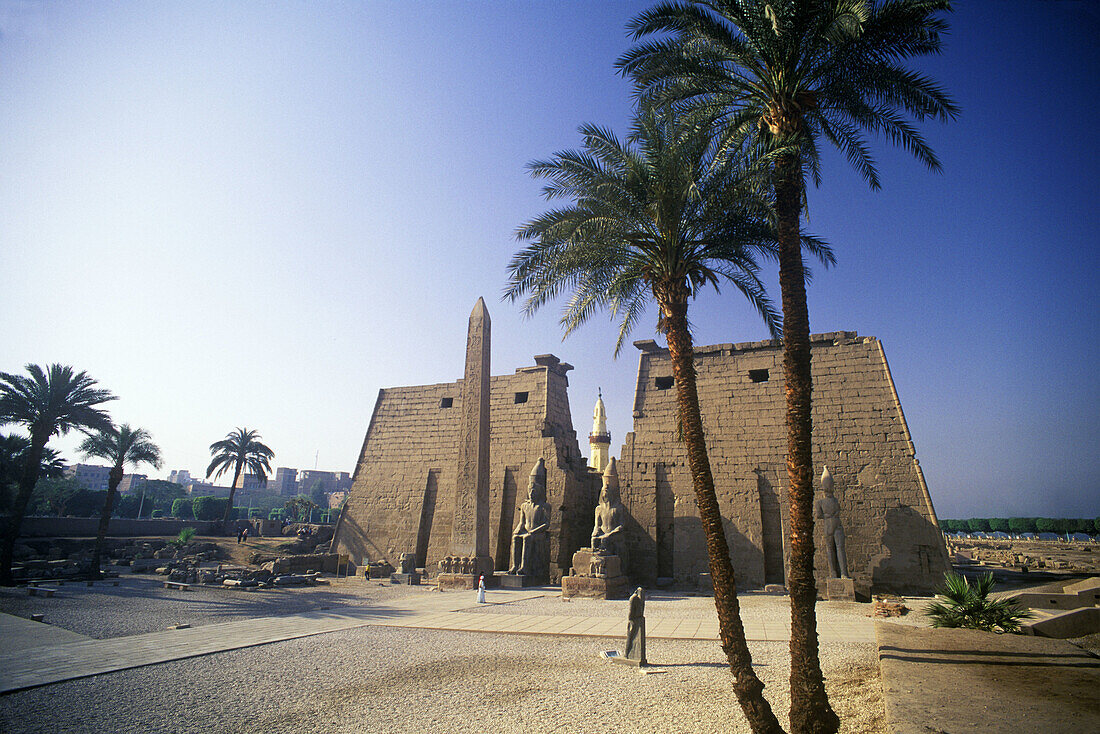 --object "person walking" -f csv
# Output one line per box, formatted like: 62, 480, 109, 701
476, 574, 486, 604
